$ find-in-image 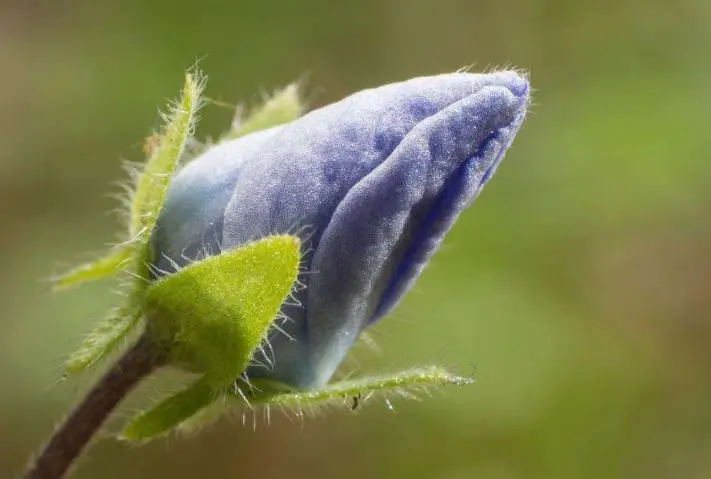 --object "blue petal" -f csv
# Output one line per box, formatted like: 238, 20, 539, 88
221, 73, 527, 255
305, 83, 529, 386
373, 84, 529, 322
151, 127, 282, 274
222, 72, 528, 388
